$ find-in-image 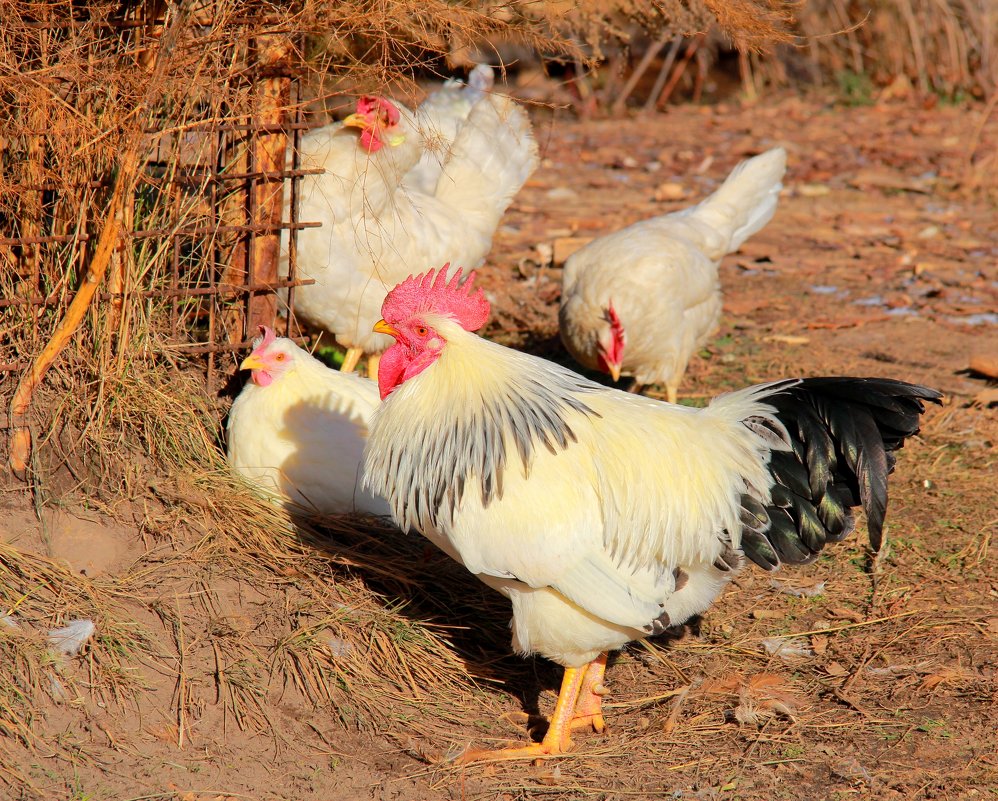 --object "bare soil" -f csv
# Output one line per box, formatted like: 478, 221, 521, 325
2, 93, 997, 801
